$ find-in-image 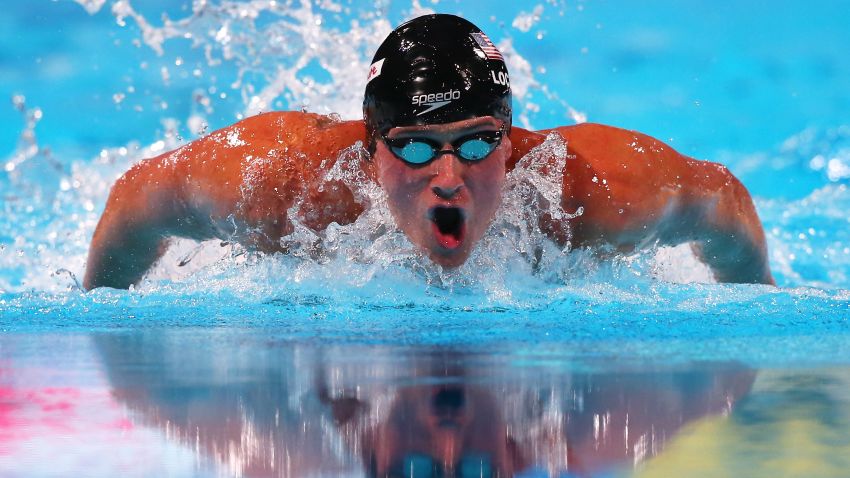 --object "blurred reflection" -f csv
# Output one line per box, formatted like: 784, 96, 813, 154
93, 332, 754, 477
